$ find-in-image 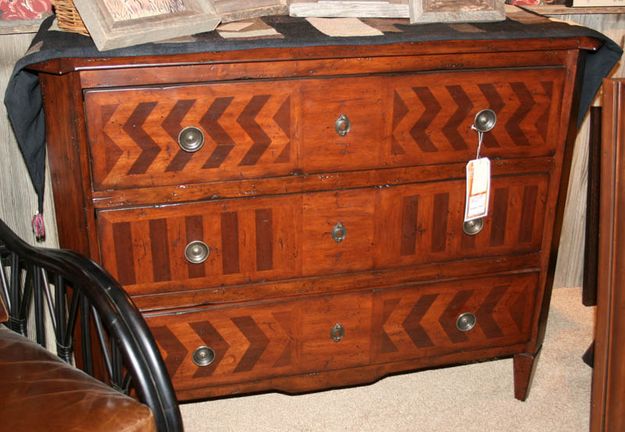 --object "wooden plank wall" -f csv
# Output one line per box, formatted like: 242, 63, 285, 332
1, 12, 623, 287
553, 13, 625, 288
